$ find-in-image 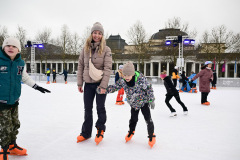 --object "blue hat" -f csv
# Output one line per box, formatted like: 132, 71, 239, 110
205, 61, 212, 65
